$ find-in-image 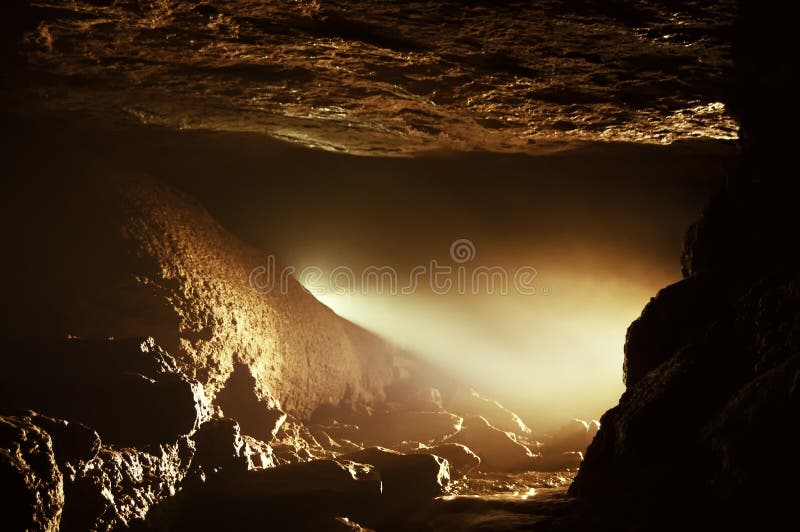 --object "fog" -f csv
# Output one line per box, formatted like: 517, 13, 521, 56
130, 130, 733, 431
